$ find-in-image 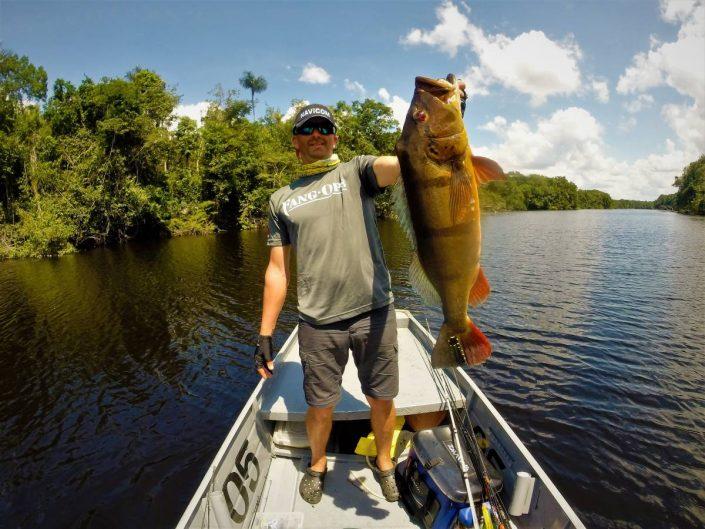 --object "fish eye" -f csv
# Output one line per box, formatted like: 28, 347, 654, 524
413, 109, 427, 122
